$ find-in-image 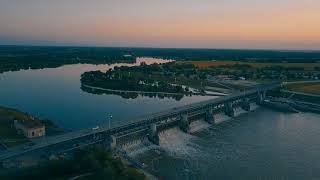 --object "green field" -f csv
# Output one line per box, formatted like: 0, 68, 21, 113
286, 82, 320, 95
0, 106, 32, 148
191, 61, 320, 70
